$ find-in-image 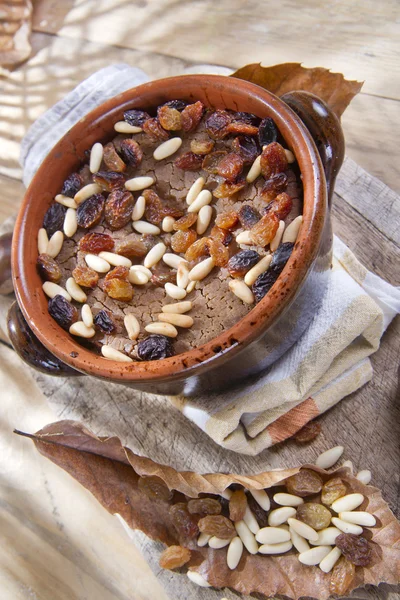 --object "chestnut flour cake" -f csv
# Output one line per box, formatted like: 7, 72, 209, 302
37, 100, 303, 362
